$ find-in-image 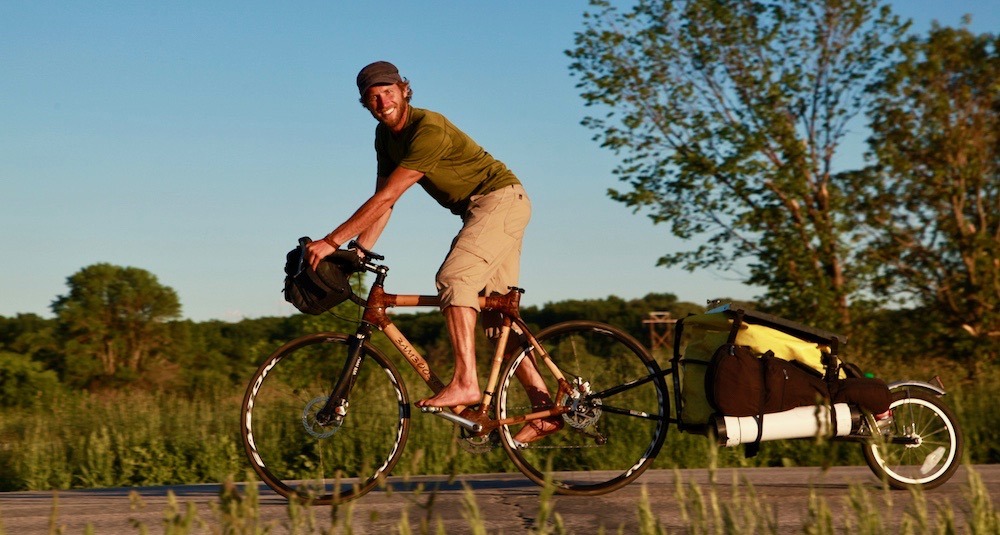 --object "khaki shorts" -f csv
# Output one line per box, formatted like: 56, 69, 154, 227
436, 184, 531, 314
